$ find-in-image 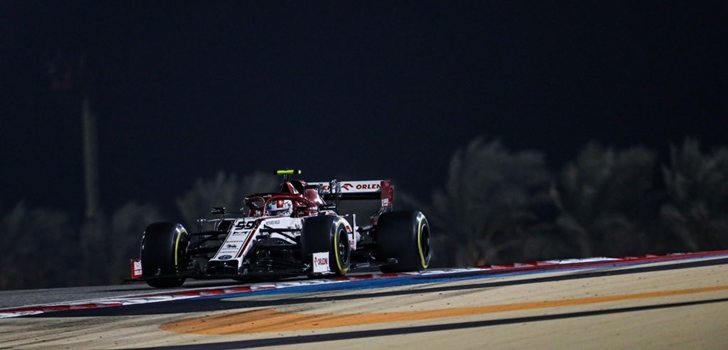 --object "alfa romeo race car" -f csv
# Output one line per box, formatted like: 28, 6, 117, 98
131, 170, 432, 288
